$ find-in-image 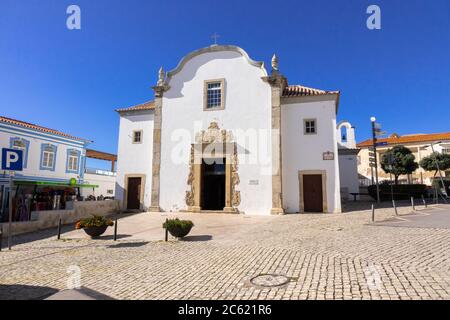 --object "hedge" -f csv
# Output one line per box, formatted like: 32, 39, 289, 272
431, 178, 450, 191
368, 184, 427, 201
